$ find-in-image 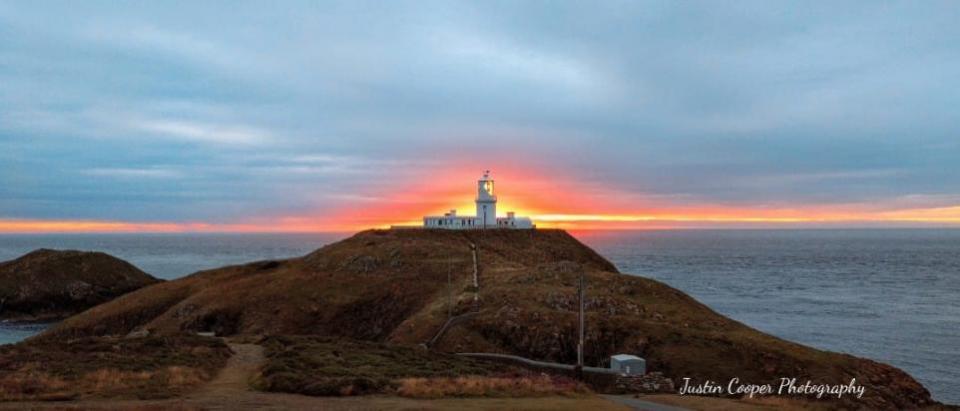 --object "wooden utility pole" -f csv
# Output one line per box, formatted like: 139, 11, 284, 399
577, 269, 585, 369
471, 243, 479, 310
447, 263, 453, 318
